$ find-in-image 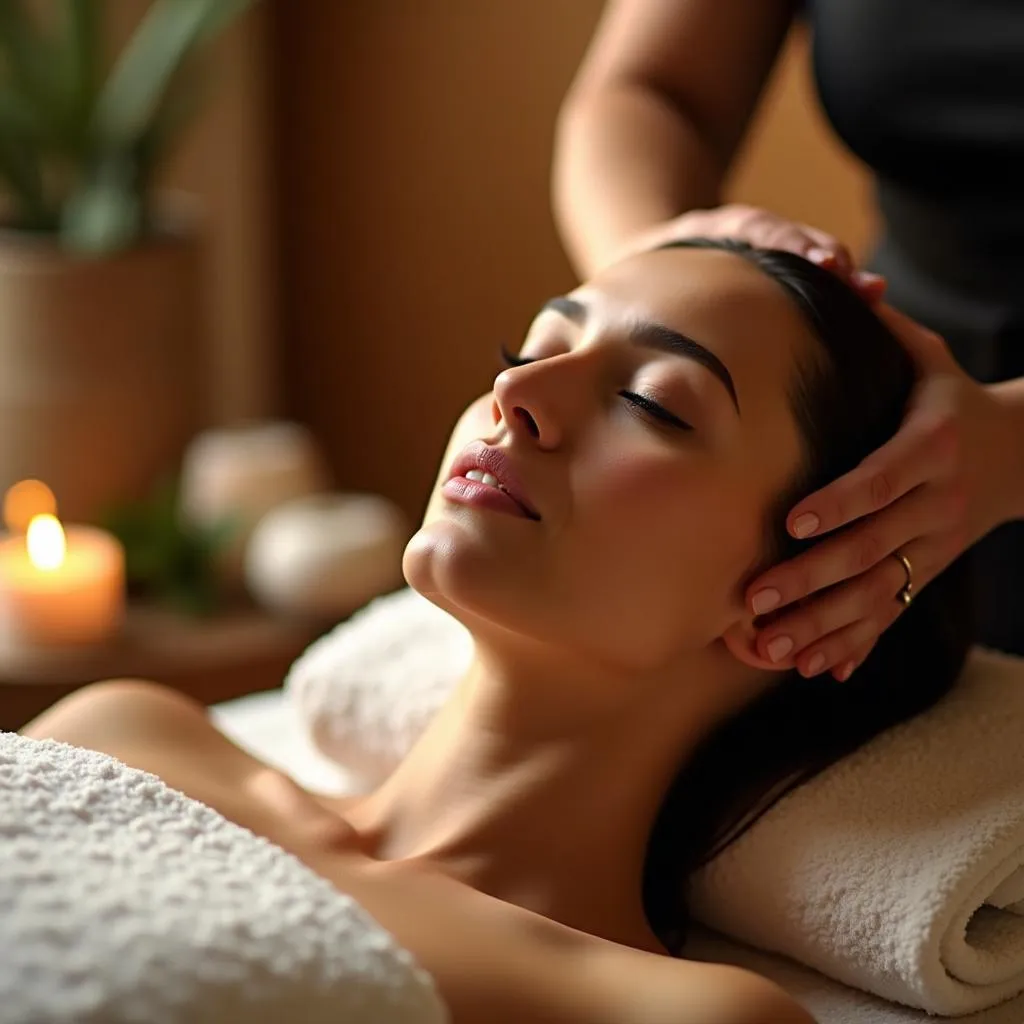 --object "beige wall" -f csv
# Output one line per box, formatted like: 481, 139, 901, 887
272, 4, 876, 524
